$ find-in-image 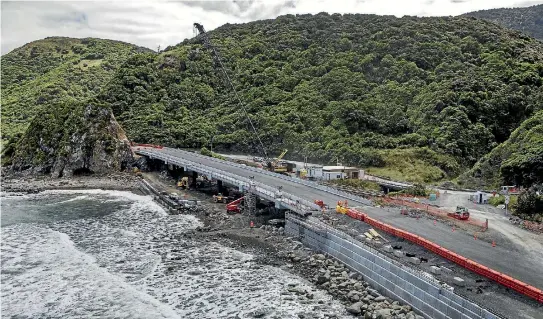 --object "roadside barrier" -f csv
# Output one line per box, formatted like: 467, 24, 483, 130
345, 207, 543, 303
131, 143, 164, 149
